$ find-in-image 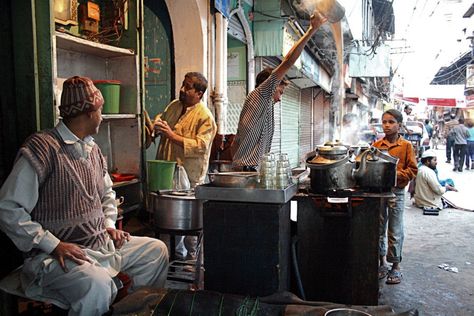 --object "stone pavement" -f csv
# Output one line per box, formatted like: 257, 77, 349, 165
378, 148, 474, 315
